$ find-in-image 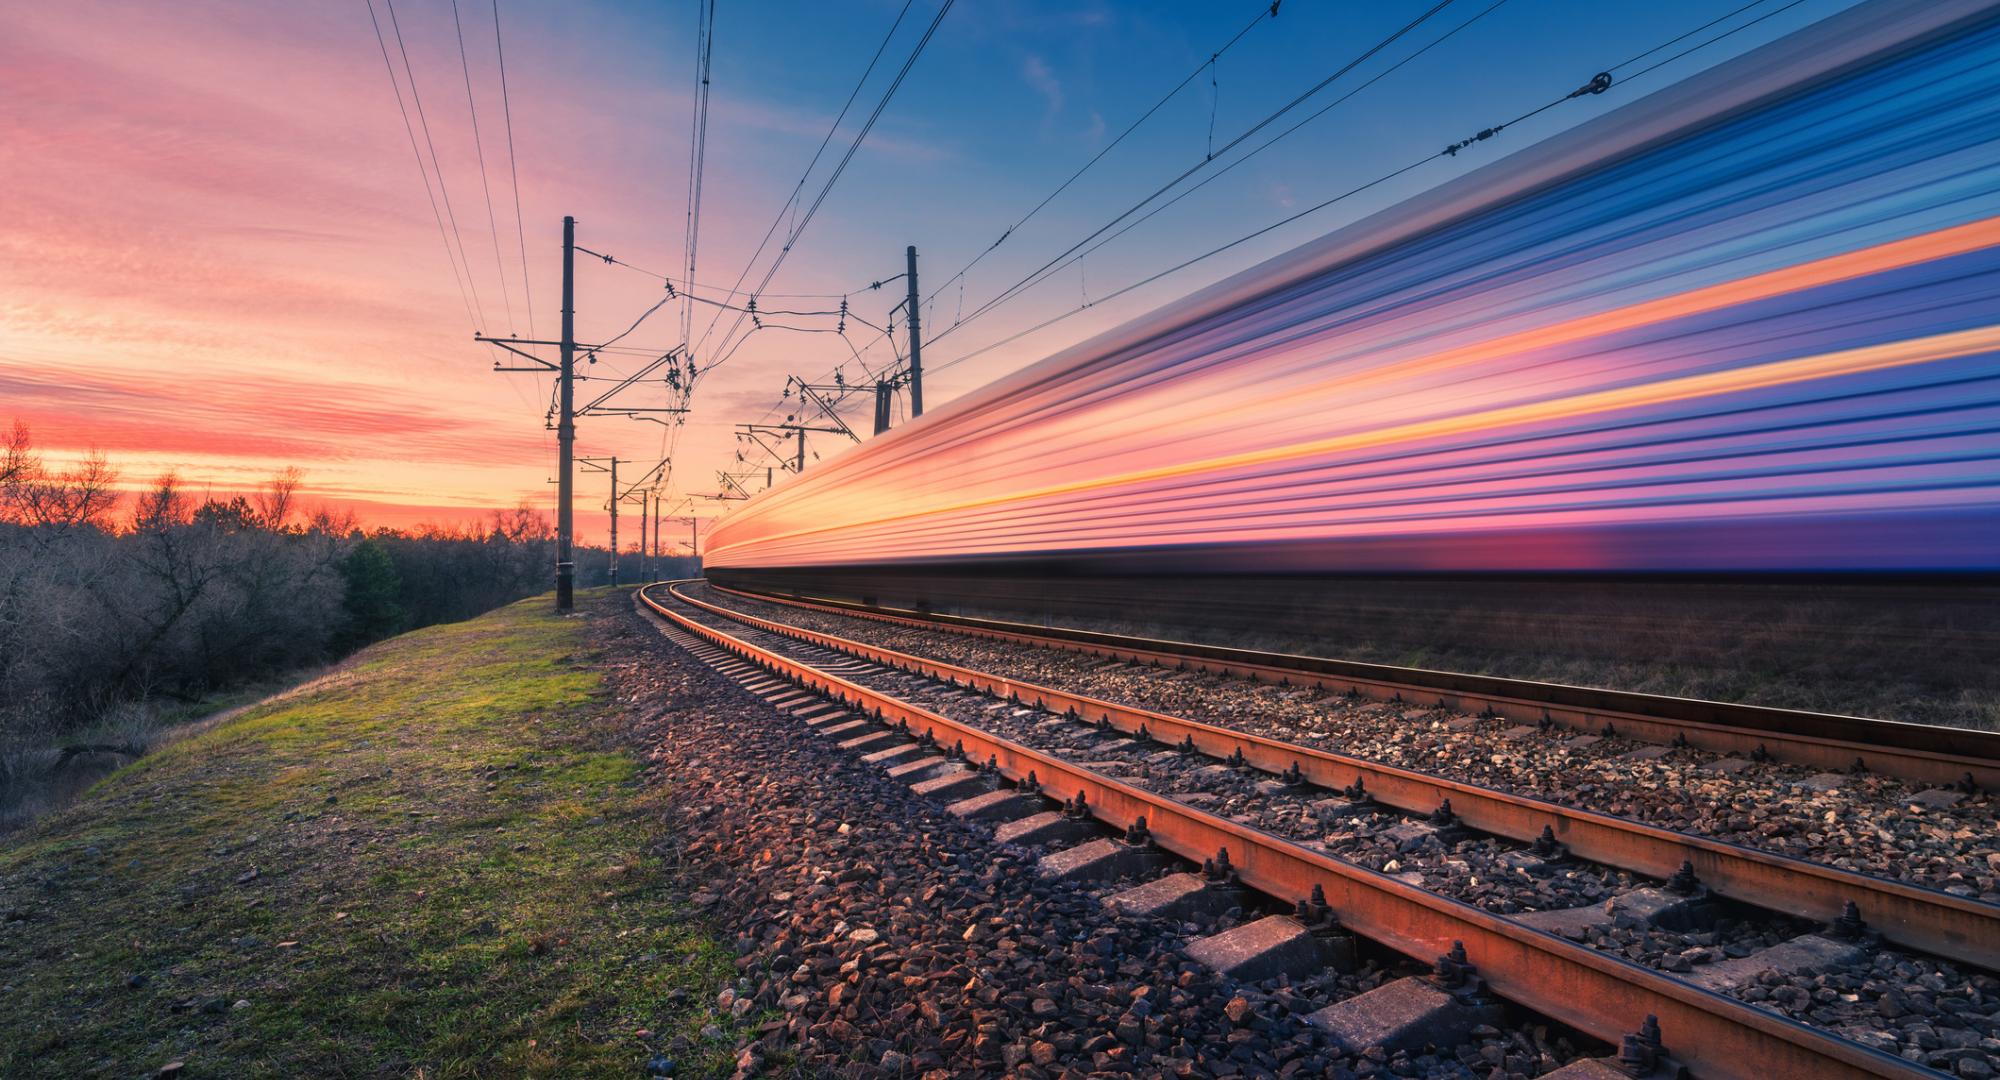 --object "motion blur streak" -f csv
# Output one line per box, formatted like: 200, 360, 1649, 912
710, 0, 2000, 574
